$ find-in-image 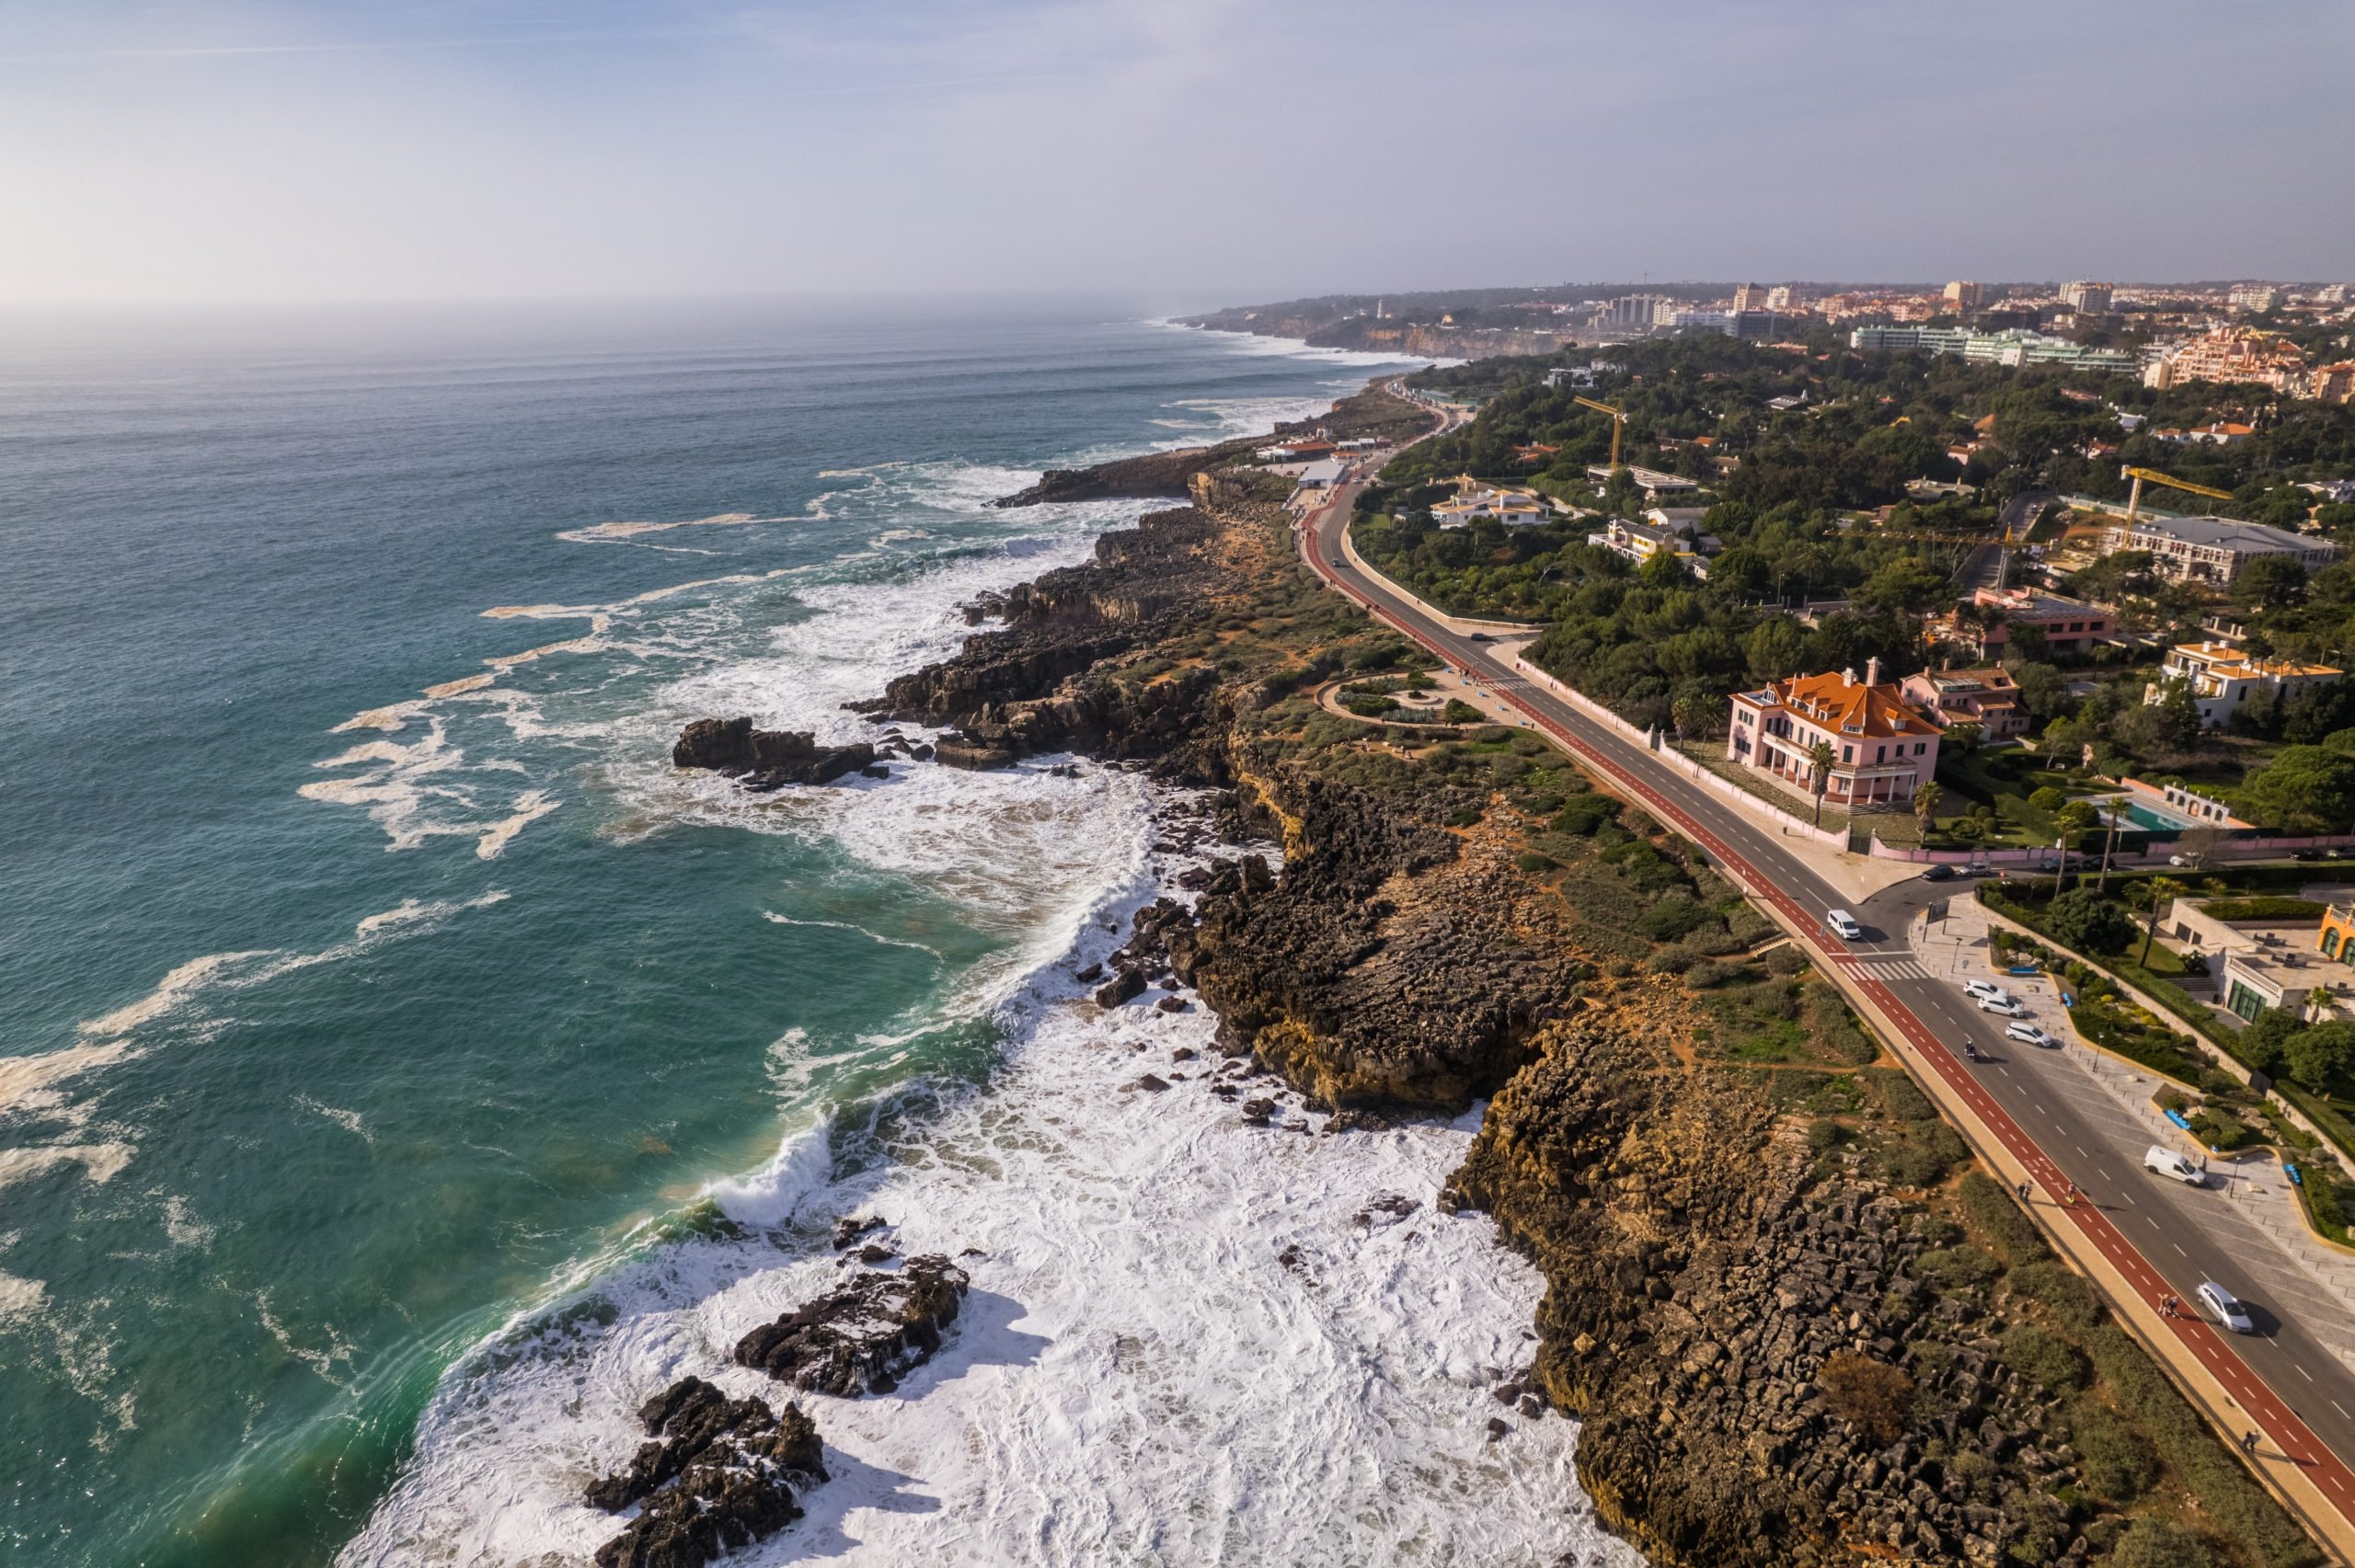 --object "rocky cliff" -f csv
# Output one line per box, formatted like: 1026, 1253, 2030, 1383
669, 387, 2315, 1568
